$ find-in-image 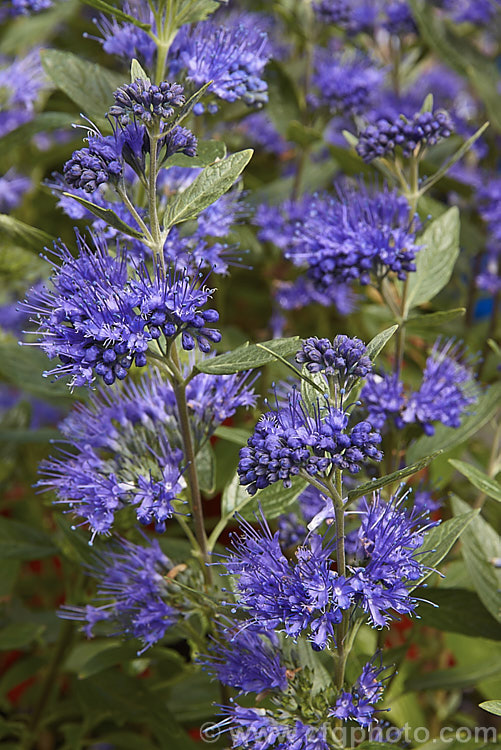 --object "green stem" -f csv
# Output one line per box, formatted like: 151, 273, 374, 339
116, 184, 153, 242
334, 471, 348, 692
147, 126, 165, 273
170, 342, 211, 585
21, 620, 75, 750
